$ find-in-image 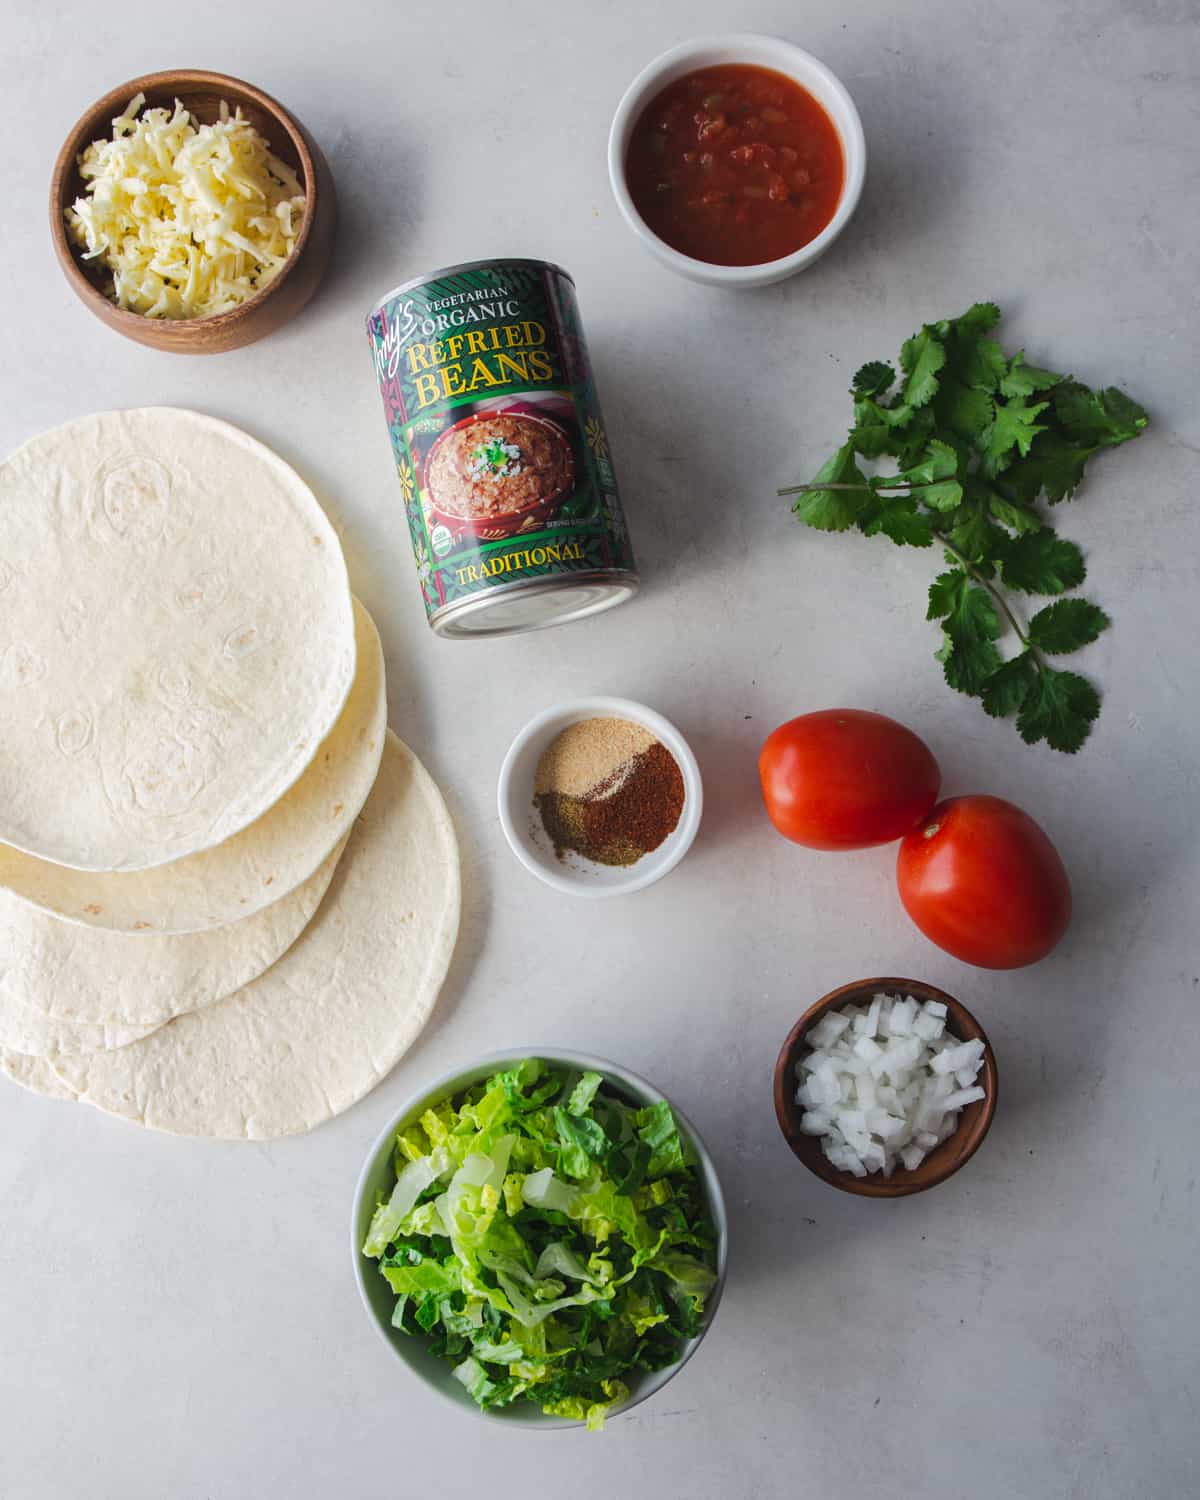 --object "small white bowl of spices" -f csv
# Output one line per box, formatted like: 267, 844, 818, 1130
498, 697, 703, 897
